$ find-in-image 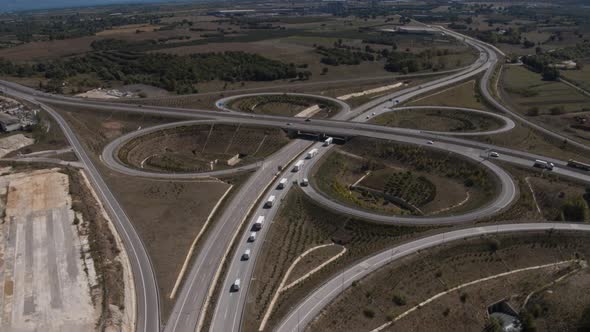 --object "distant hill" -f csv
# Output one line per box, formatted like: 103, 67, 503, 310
1, 0, 172, 12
